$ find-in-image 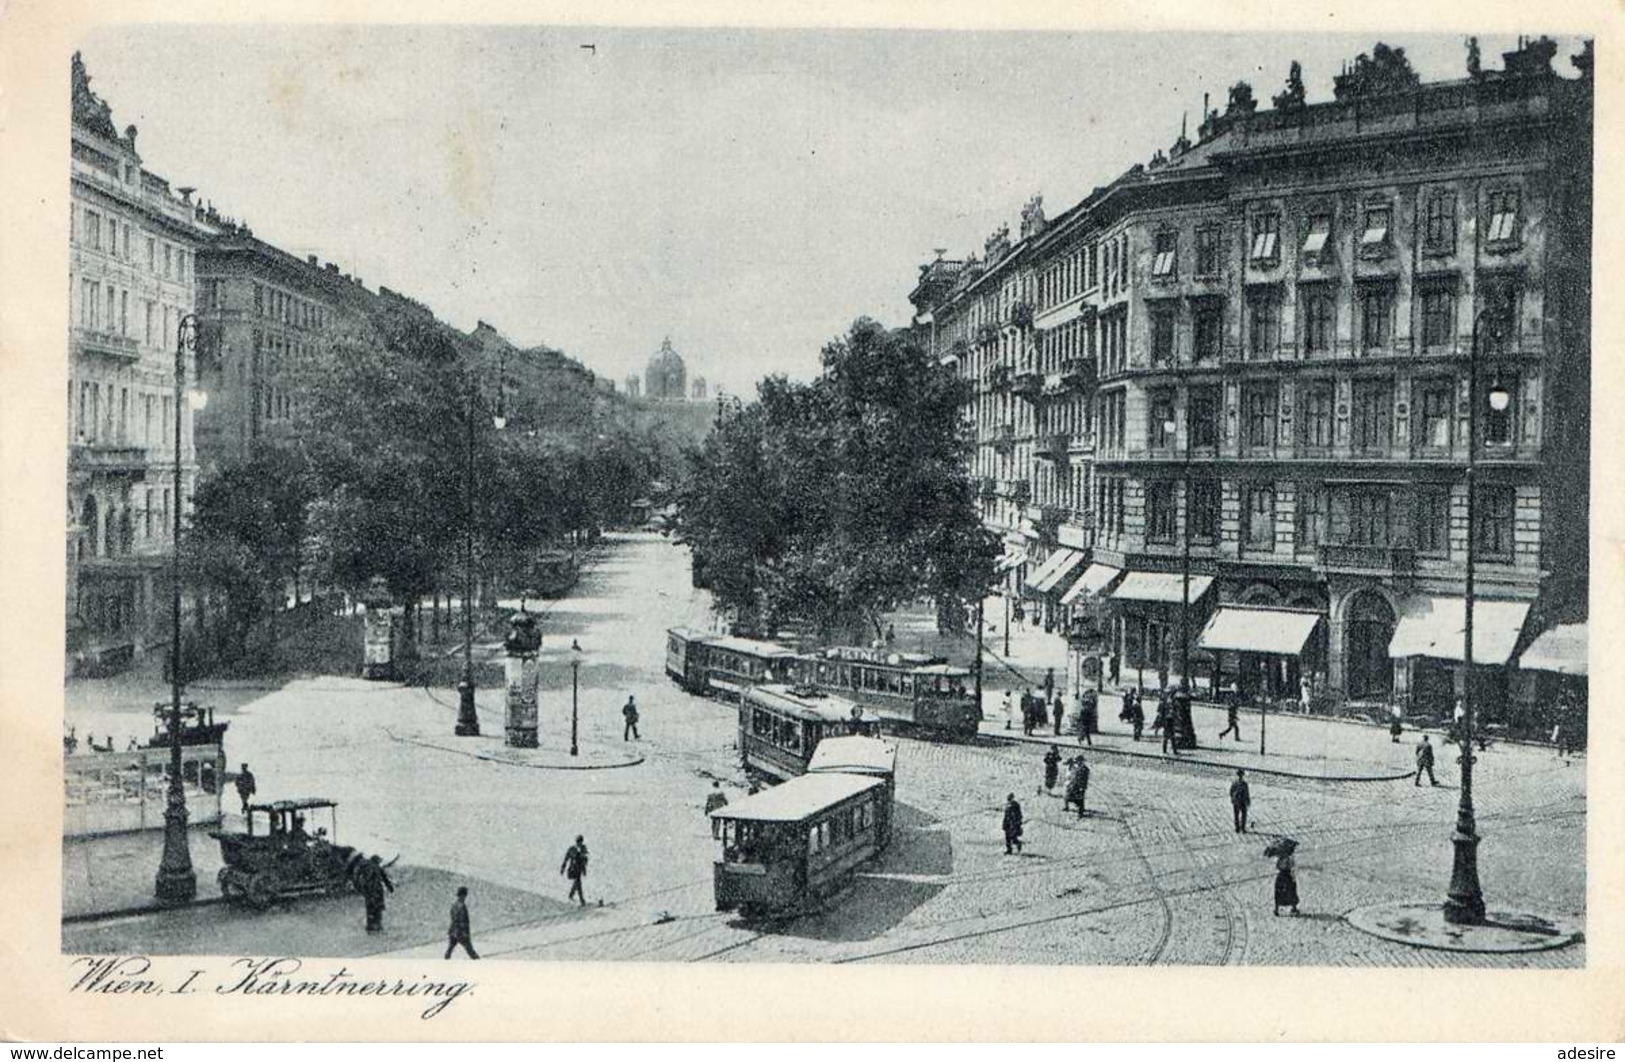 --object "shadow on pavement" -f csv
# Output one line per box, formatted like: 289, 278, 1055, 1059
774, 876, 945, 944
